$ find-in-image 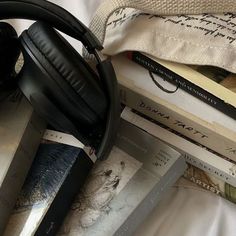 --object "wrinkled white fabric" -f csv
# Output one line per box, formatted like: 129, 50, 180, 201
9, 1, 236, 236
136, 179, 236, 236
